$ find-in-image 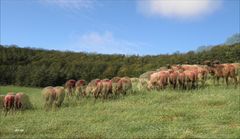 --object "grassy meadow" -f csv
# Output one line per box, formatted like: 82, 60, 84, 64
0, 85, 239, 138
